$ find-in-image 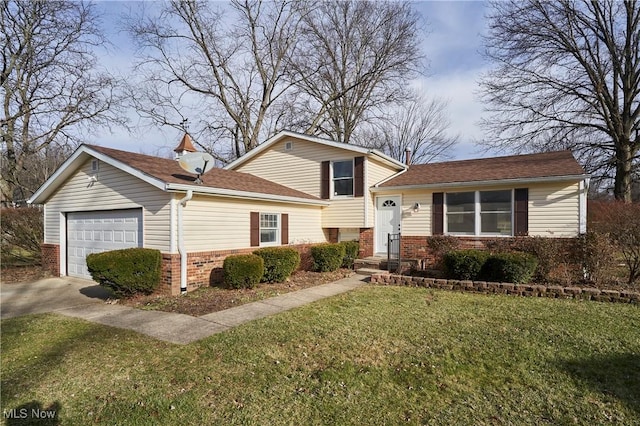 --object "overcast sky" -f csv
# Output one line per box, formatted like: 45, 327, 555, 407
94, 0, 491, 161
